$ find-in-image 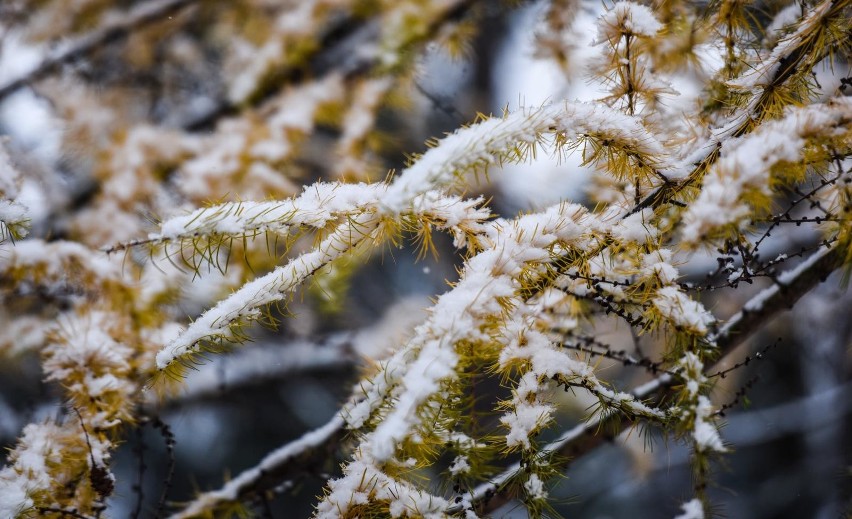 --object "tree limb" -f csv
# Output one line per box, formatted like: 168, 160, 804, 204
167, 414, 347, 519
